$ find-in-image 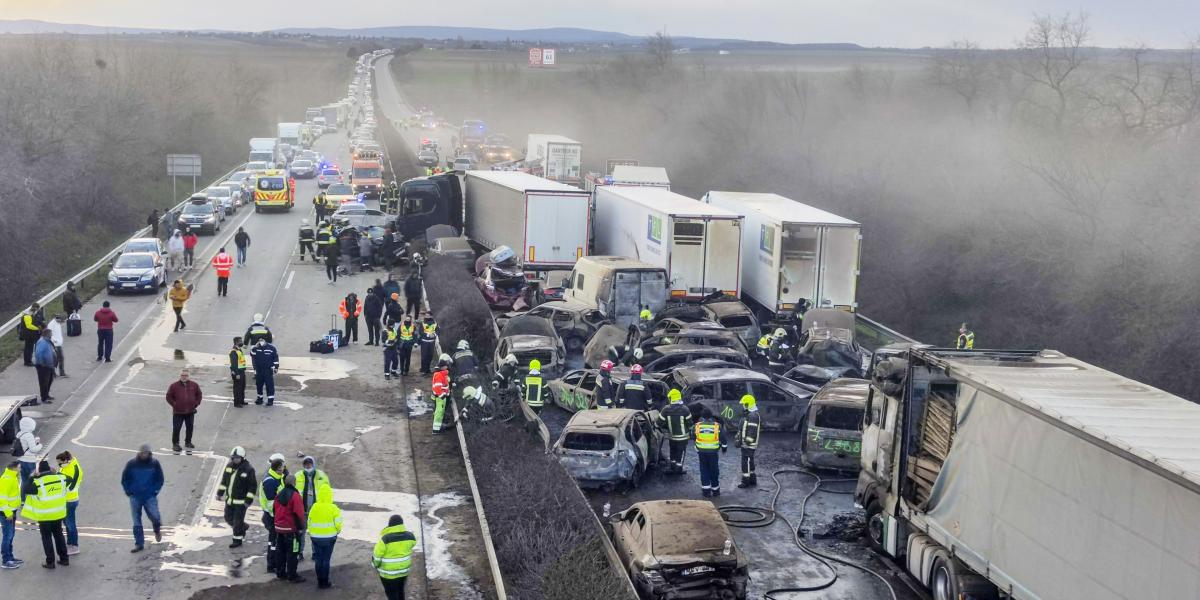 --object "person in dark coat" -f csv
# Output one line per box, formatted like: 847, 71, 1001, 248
62, 282, 83, 315
324, 236, 341, 284
403, 273, 423, 318
364, 287, 384, 346
273, 475, 306, 583
384, 293, 404, 327
121, 445, 164, 552
165, 369, 202, 451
